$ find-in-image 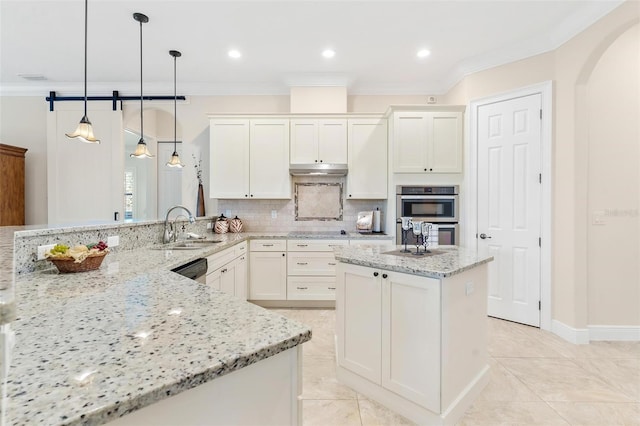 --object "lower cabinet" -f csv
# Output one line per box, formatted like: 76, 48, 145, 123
206, 242, 248, 300
249, 239, 287, 300
336, 263, 441, 412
